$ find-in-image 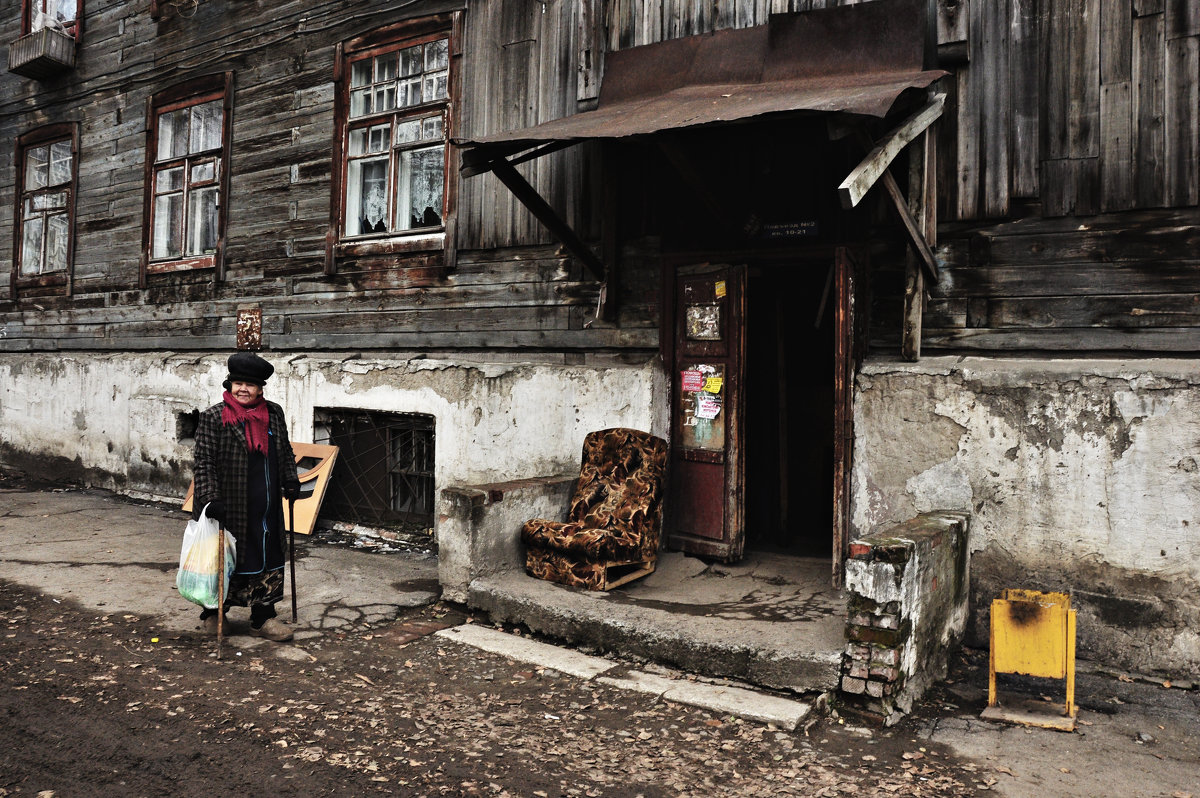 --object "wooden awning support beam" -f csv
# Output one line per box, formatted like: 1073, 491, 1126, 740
837, 93, 945, 209
462, 146, 607, 282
